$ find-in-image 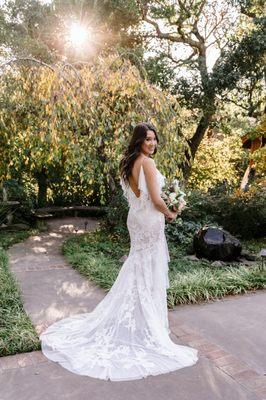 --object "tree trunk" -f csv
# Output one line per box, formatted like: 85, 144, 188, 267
240, 165, 251, 190
36, 169, 48, 207
182, 106, 216, 181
